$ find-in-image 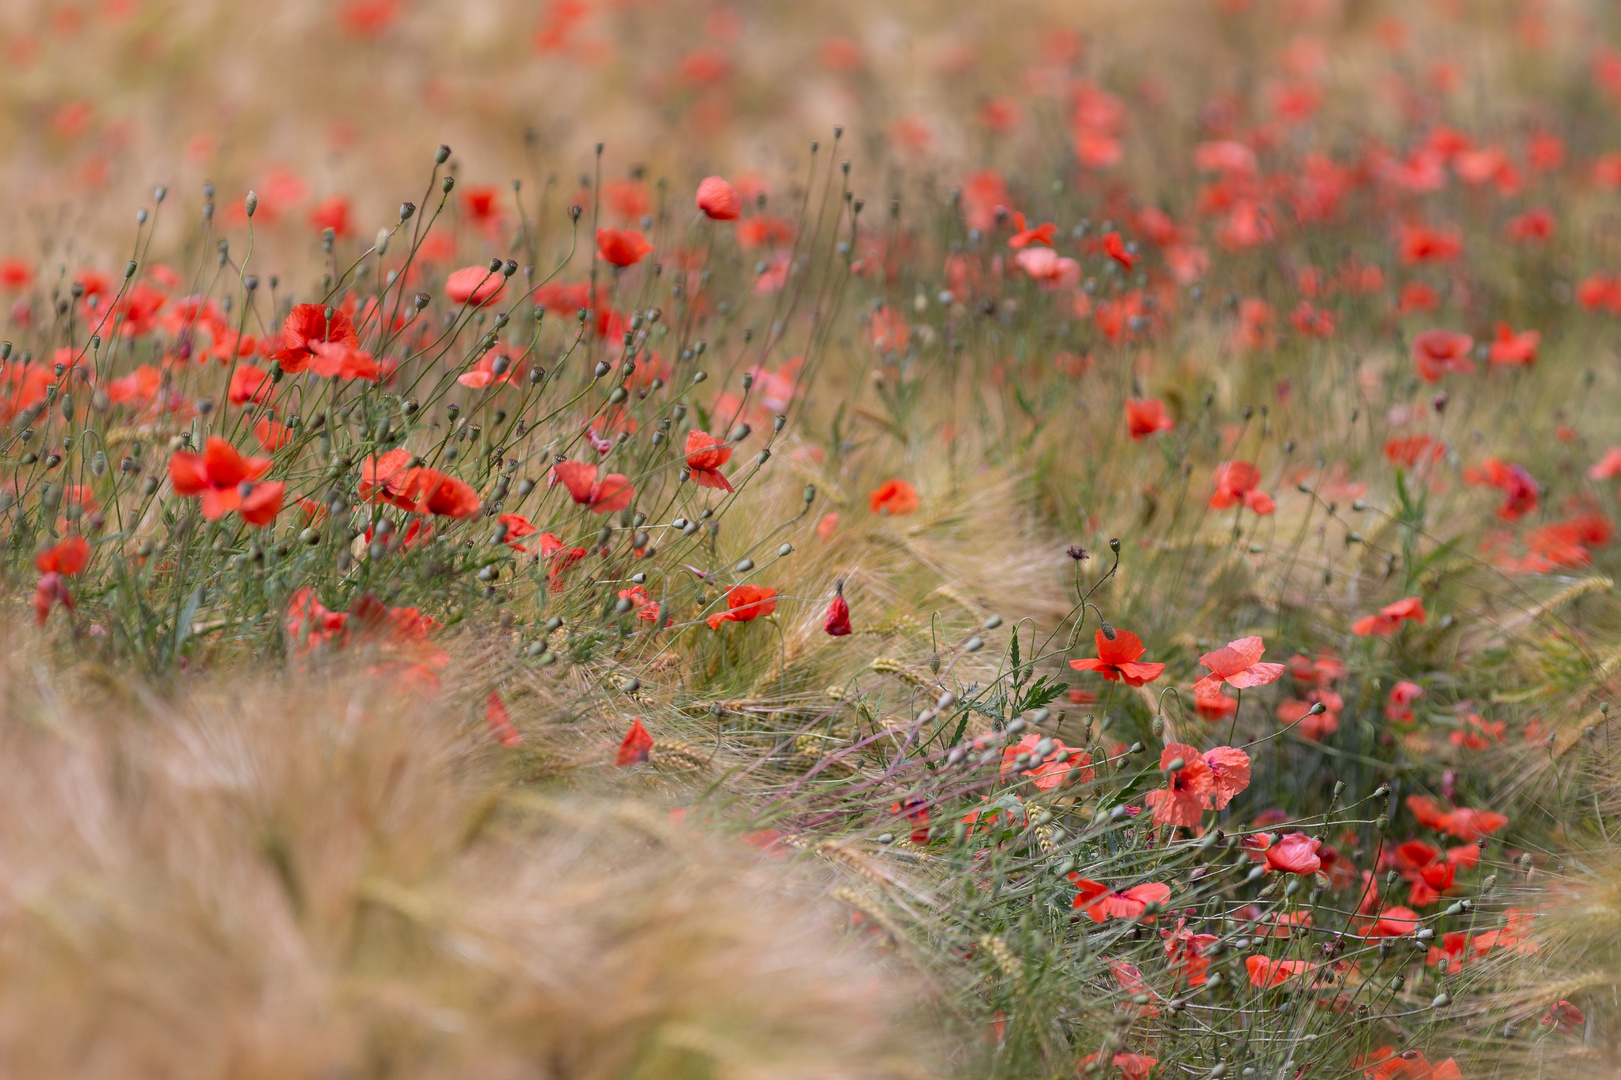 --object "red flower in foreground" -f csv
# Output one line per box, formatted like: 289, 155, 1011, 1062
1069, 876, 1171, 922
446, 264, 506, 307
551, 461, 635, 515
1266, 832, 1322, 874
1352, 596, 1427, 636
1079, 1052, 1158, 1080
868, 478, 919, 515
1193, 636, 1286, 695
696, 175, 743, 220
273, 303, 358, 372
596, 227, 653, 268
823, 581, 852, 636
169, 436, 281, 522
1126, 398, 1174, 439
1070, 628, 1166, 686
616, 718, 655, 765
1542, 1000, 1585, 1034
1144, 742, 1213, 827
684, 429, 734, 491
1209, 461, 1275, 514
707, 584, 778, 630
